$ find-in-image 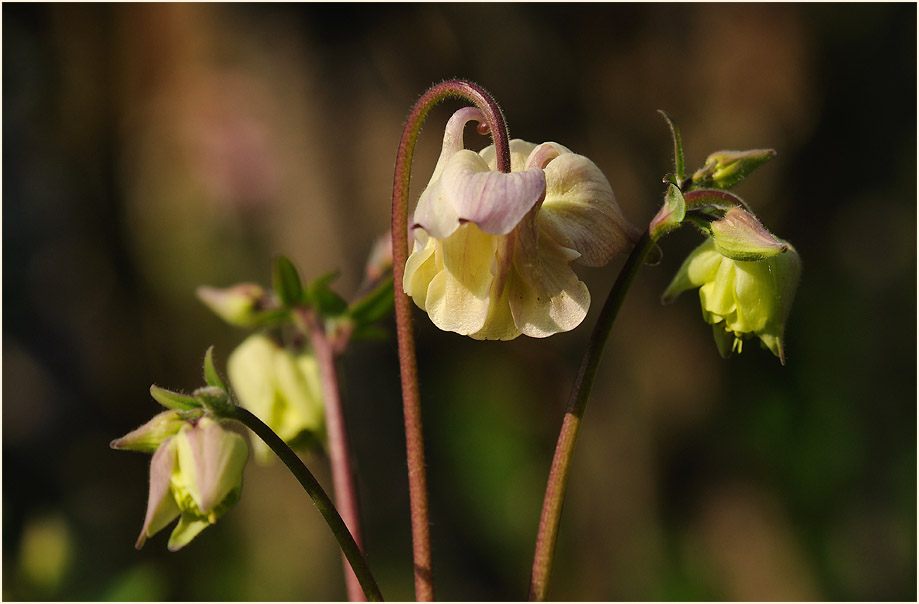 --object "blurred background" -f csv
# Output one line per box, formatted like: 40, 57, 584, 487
3, 3, 916, 601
